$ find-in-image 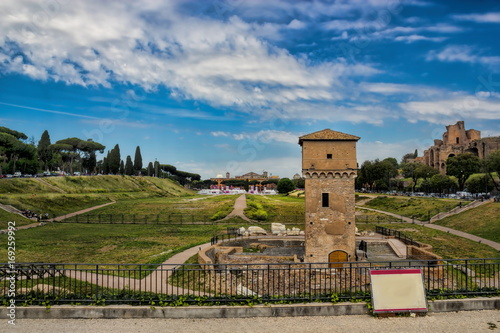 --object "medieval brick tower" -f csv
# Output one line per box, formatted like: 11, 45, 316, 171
298, 129, 360, 264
